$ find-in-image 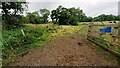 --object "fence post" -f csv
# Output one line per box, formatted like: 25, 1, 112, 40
111, 26, 118, 45
87, 22, 93, 37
